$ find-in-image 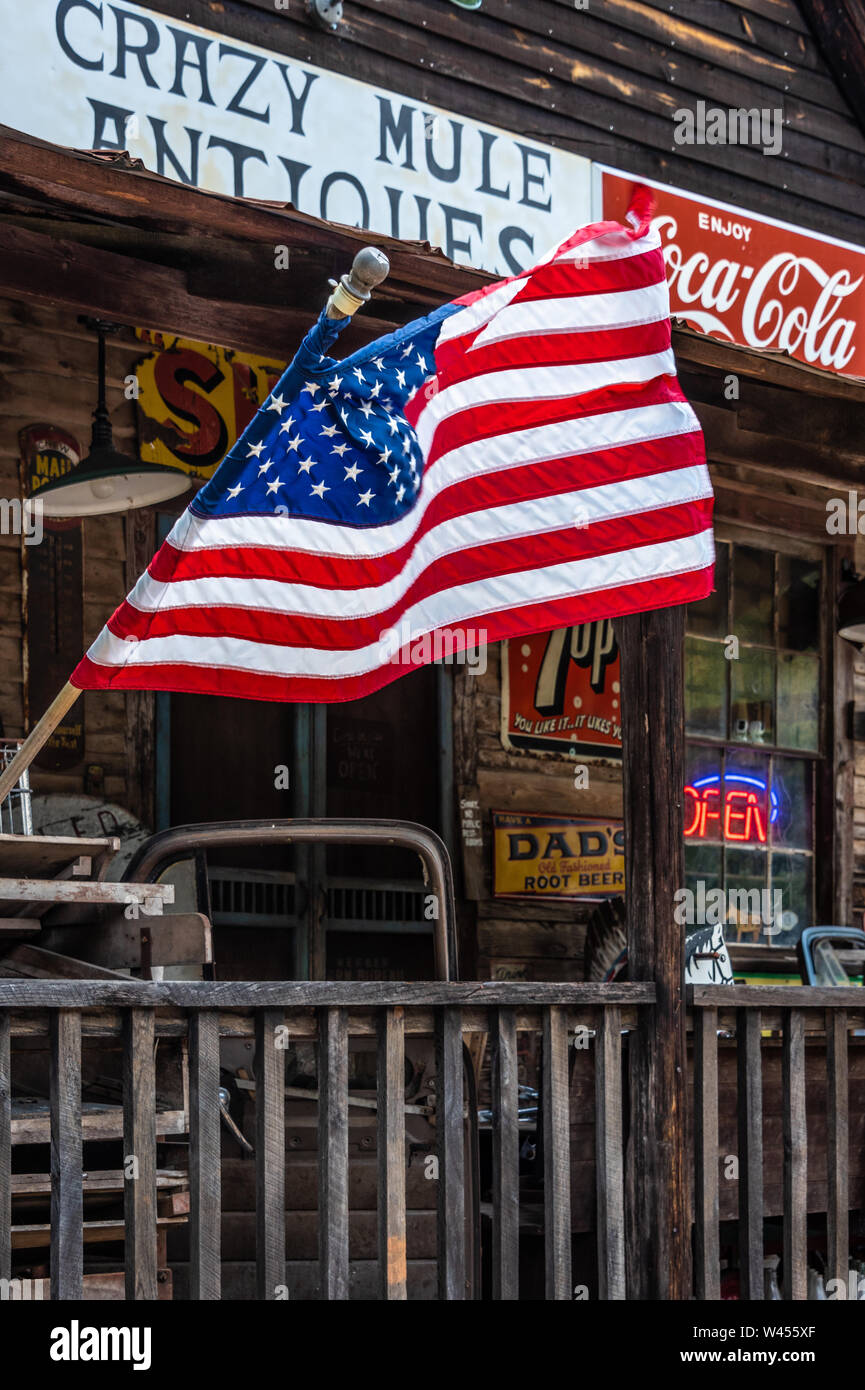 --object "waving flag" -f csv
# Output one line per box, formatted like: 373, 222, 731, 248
71, 189, 714, 703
